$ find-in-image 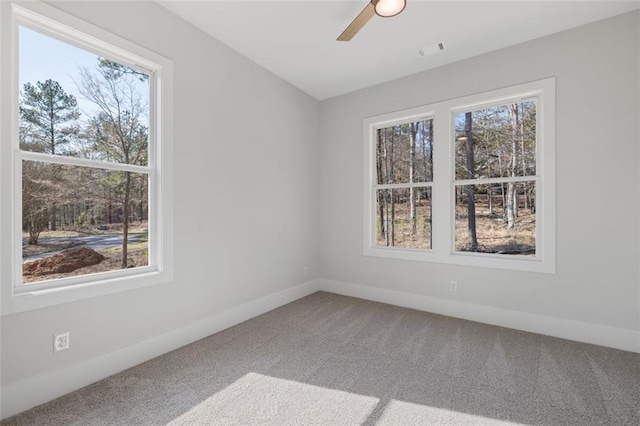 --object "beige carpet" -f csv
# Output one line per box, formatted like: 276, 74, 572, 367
3, 292, 639, 425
